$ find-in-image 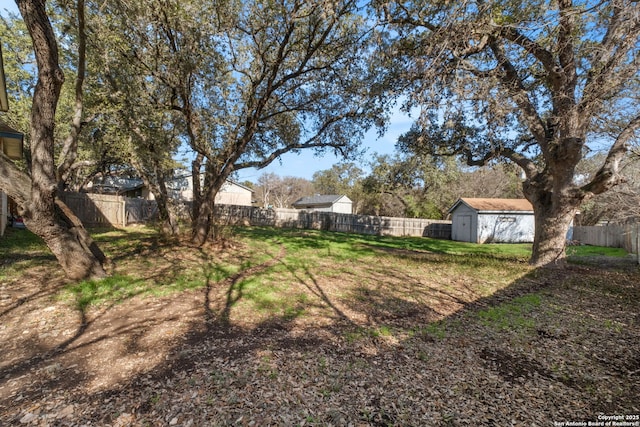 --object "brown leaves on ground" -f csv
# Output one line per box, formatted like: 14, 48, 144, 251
1, 234, 639, 426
